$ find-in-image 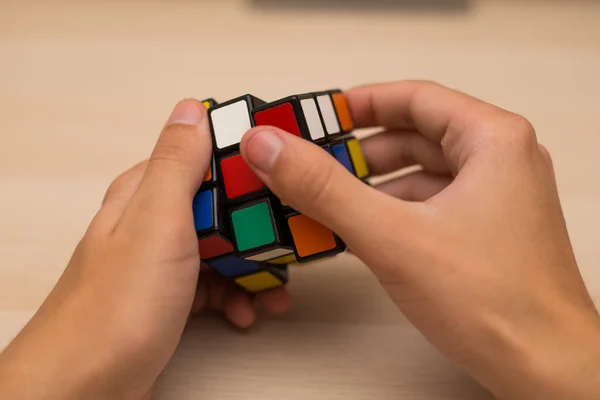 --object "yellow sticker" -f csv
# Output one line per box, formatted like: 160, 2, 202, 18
202, 101, 211, 109
235, 271, 283, 293
268, 253, 297, 265
346, 138, 369, 178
